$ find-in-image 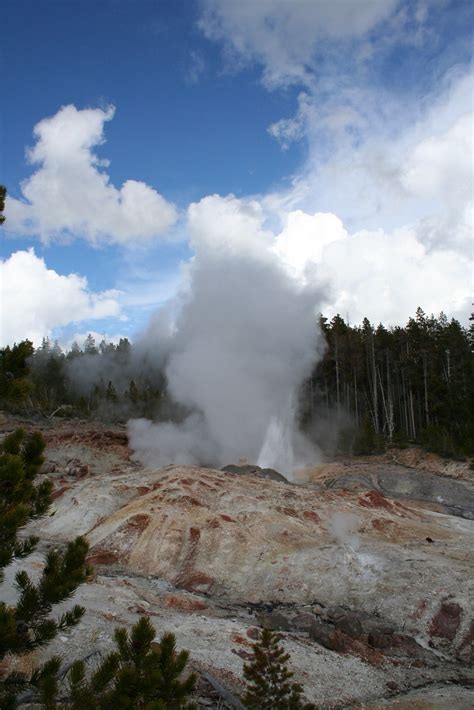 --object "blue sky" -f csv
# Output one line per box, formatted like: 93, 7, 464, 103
1, 0, 473, 347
